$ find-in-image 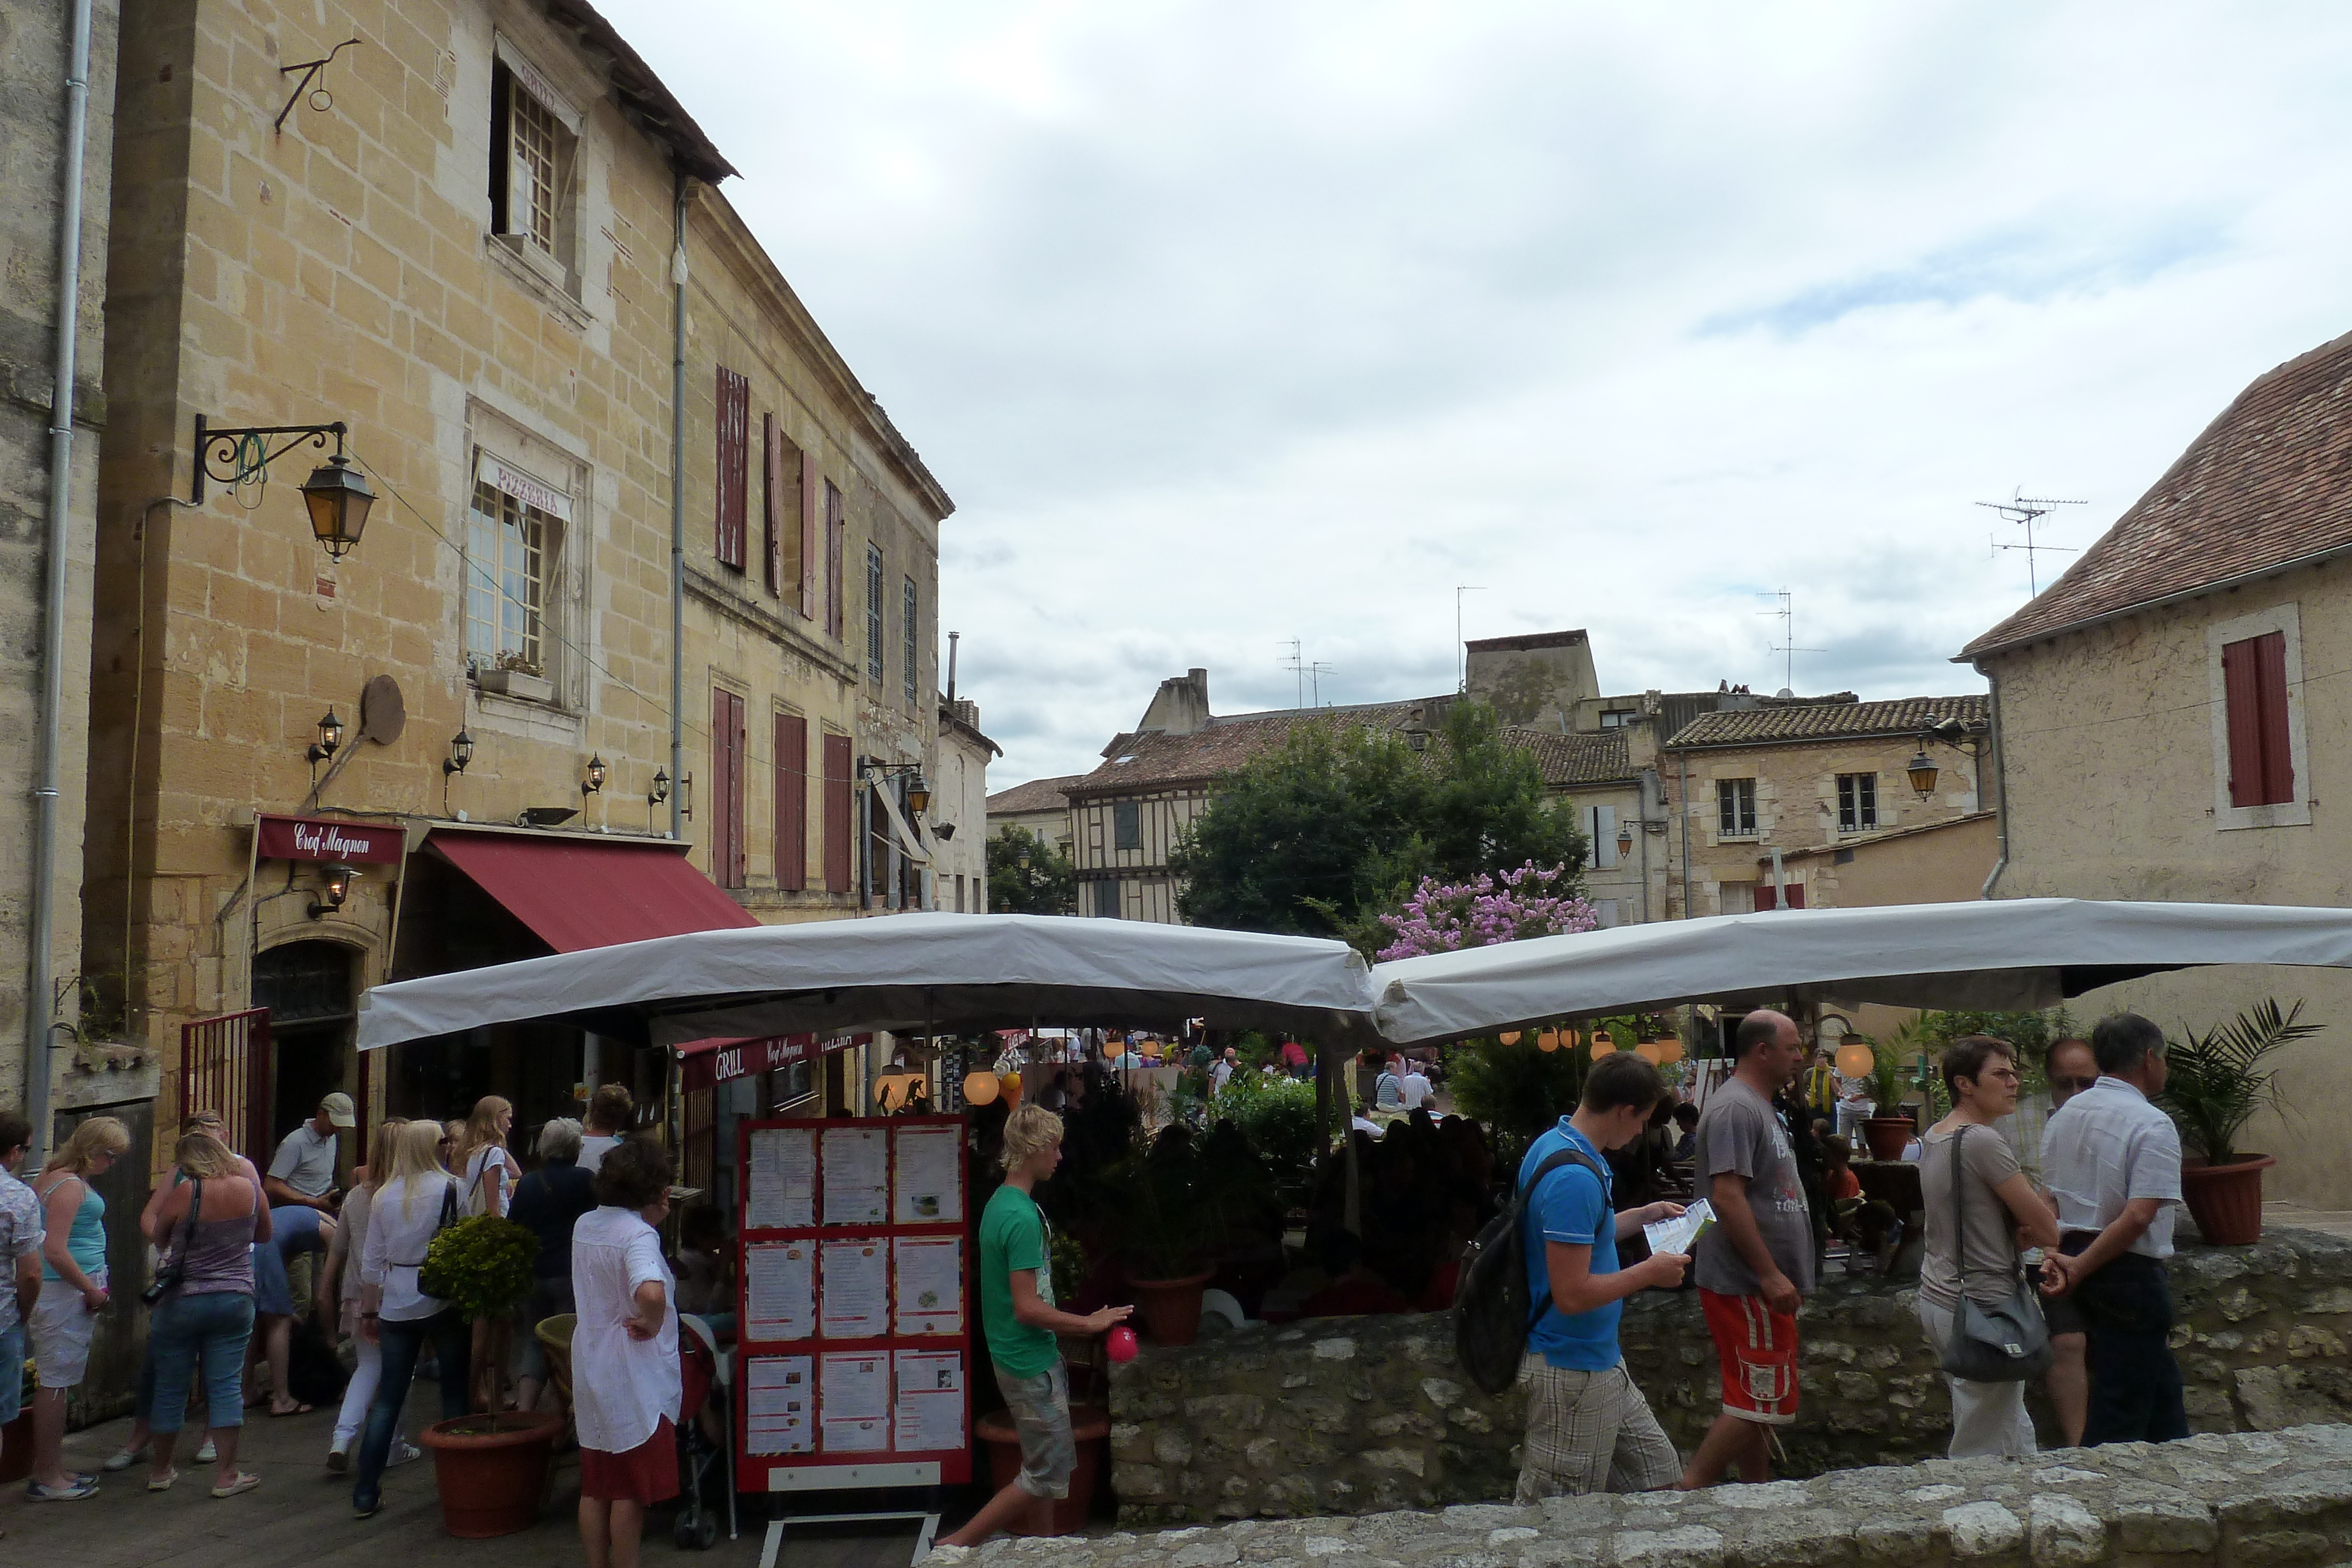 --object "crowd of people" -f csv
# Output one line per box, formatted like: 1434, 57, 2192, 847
0, 1082, 716, 1568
